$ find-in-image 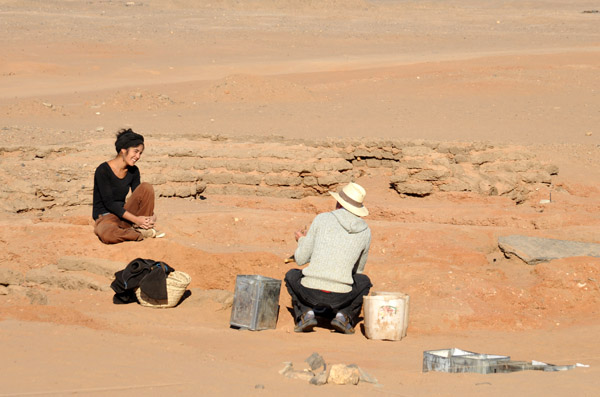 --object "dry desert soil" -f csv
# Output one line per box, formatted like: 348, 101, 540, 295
1, 0, 600, 396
